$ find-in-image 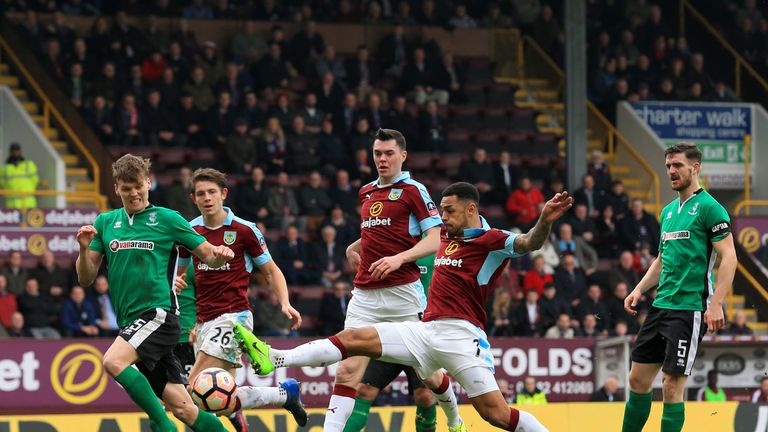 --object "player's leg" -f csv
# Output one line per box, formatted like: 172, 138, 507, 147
344, 359, 401, 432
326, 355, 372, 431
103, 314, 176, 432
657, 309, 706, 432
468, 389, 548, 431
408, 368, 438, 432
163, 382, 228, 431
421, 370, 464, 430
623, 306, 666, 432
